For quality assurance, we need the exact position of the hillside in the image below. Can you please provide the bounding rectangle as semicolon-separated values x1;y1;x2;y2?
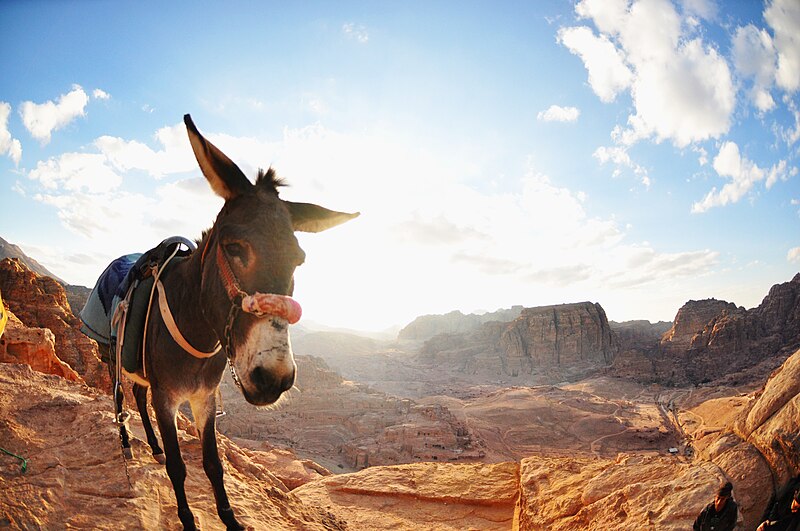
2;253;800;529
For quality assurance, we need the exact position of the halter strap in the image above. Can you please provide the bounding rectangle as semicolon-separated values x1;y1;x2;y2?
156;279;221;358
215;243;302;324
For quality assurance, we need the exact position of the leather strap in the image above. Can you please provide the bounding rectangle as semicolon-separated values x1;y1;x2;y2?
157;279;221;359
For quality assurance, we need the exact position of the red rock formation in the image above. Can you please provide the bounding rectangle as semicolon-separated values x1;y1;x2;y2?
500;302;618;374
0;363;344;529
0;258;110;391
661;298;739;348
0;311;82;382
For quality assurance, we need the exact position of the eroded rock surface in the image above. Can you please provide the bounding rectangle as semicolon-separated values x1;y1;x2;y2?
0;258;109;391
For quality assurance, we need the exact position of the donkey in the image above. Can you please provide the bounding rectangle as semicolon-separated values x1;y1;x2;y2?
109;114;358;530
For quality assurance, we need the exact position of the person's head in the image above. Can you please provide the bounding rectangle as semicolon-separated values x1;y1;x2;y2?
714;482;733;512
791;489;800;513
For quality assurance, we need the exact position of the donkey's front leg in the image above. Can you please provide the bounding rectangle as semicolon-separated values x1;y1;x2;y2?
152;390;197;530
191;391;243;531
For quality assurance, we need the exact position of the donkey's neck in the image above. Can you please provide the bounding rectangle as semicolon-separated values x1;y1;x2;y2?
161;252;222;354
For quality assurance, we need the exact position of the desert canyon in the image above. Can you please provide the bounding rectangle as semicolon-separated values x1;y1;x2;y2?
1;246;800;530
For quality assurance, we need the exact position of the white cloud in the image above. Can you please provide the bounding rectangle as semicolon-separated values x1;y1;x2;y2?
28;152;122;193
19;85;89;144
343;23;369;43
563;0;735;150
0;102;22;165
733;24;777;112
593;145;650;186
691;141;788;212
788;246;800;263
680;0;717;21
557;25;632;103
537;105;580;122
765;0;800;92
92;88;111;100
95;122;196;178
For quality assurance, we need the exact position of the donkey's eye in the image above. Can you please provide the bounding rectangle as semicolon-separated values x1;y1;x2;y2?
224;242;246;258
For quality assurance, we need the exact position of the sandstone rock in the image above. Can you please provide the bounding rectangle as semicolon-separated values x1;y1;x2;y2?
518;454;731;530
661;298;739;348
500;302;618;374
0;258;110;392
735;347;800;487
0;311;81;382
0;363;345;530
293;461;519;530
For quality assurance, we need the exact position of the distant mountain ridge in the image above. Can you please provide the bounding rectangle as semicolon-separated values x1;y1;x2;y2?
0;236;63;283
398;306;524;340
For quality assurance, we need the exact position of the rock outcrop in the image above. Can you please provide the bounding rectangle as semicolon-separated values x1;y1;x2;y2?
610;274;800;386
661;298;740;348
0;258;109;391
0;363;343;530
682;274;800;382
293;462;520;530
398;306;523;340
0;310;82;382
499;302;618;374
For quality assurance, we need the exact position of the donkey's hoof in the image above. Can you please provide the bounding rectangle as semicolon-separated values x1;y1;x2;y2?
123;447;133;459
153;452;166;465
219;507;244;530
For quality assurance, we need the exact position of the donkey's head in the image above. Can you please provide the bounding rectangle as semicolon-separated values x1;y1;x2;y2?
185;114;358;405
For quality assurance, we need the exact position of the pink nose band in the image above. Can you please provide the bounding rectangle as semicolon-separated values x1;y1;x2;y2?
241;292;302;324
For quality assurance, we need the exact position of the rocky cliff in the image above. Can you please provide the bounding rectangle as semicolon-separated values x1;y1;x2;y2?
681;274;800;383
609;274;800;386
415;302;619;381
0;258;109;391
0;310;81;382
661;298;740;348
398;306;523;340
500;302;618;374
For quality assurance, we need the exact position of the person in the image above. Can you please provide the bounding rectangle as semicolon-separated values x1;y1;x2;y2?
693;481;738;531
757;489;800;531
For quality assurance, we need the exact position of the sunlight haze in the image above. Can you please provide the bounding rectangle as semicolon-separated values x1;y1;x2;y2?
1;0;799;332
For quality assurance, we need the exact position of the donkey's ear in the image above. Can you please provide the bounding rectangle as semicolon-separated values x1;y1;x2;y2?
284;201;360;233
184;114;252;200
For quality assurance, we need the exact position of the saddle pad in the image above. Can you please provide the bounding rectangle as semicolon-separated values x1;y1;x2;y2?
79;253;143;344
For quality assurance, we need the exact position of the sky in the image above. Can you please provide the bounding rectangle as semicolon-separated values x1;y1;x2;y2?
1;0;799;333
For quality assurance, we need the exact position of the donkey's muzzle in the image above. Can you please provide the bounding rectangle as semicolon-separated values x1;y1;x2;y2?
245;364;296;405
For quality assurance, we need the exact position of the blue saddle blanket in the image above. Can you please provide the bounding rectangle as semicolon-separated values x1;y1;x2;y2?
79;237;195;372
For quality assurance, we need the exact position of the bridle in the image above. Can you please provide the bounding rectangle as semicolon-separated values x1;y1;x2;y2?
192;229;302;387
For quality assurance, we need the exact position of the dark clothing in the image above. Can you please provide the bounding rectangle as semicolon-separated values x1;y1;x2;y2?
761;510;800;531
693;499;738;531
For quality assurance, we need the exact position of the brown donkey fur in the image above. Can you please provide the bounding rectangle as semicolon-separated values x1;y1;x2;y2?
109;114;358;530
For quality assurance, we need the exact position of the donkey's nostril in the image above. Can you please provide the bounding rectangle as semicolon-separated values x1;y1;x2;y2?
251;366;269;389
279;370;295;393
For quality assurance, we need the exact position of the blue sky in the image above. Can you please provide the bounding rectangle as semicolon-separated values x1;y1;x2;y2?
1;0;798;331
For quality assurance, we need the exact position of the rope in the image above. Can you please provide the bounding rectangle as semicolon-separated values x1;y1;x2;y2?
0;447;27;474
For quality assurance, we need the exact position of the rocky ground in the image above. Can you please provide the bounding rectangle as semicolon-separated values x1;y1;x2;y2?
2;256;800;529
